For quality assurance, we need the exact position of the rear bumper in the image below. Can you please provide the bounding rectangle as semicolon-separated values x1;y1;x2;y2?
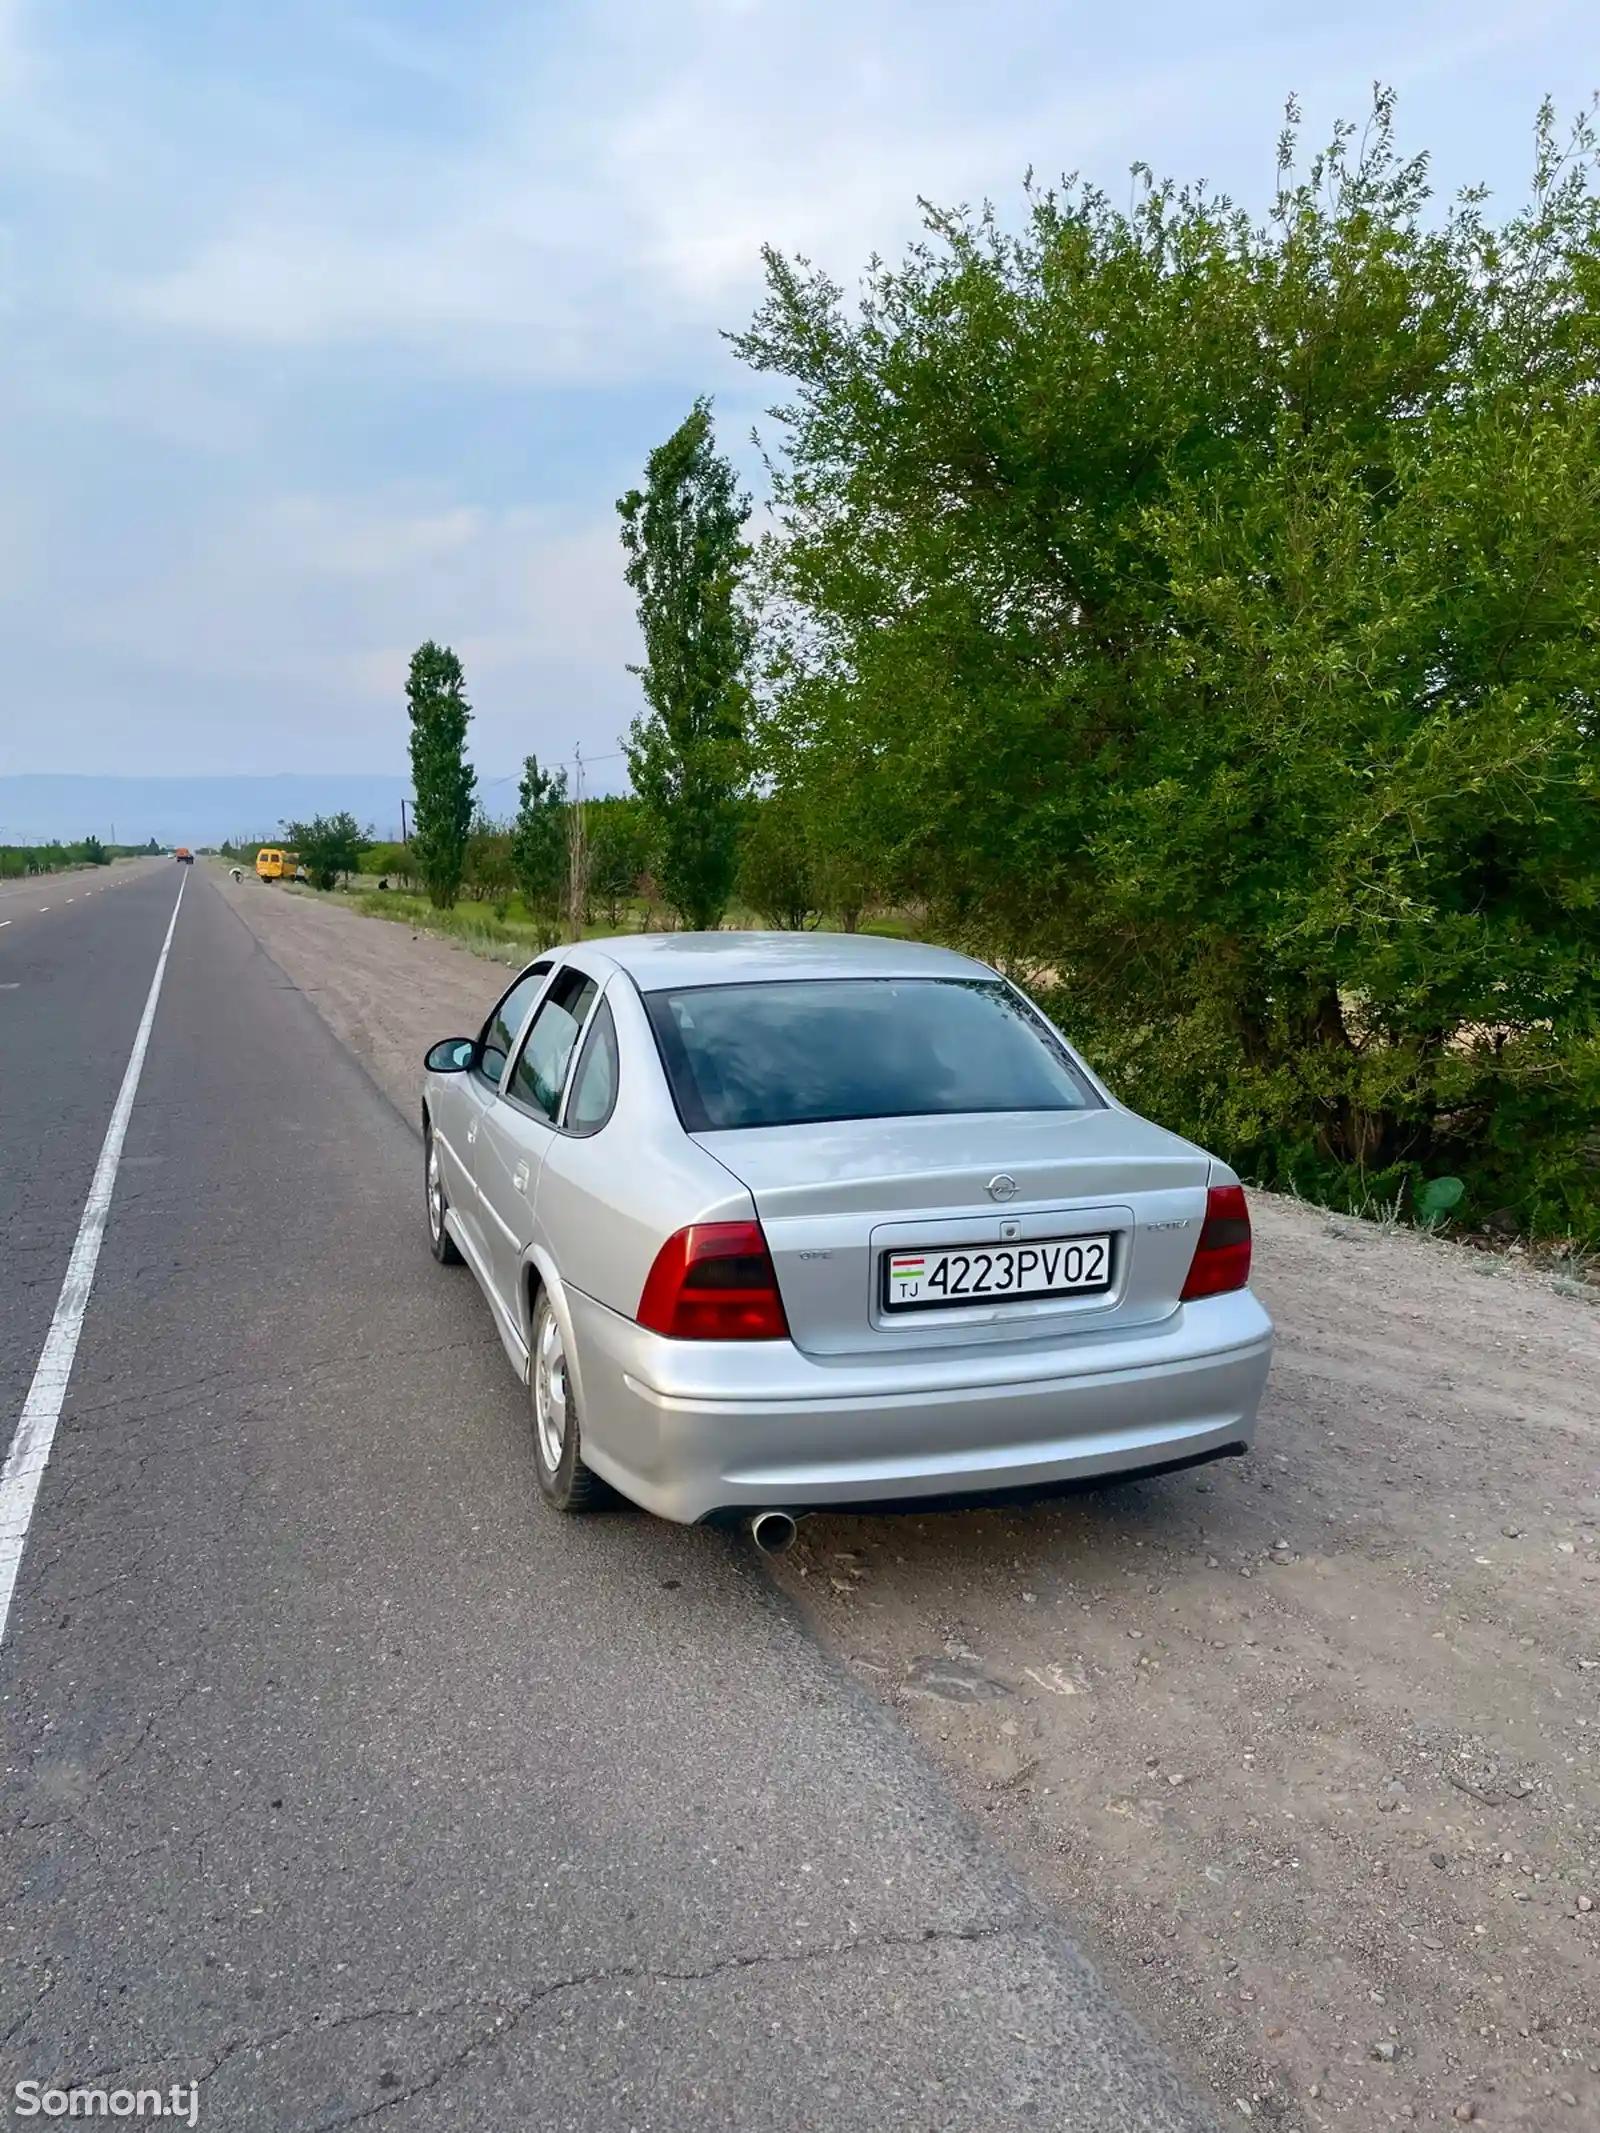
567;1287;1273;1525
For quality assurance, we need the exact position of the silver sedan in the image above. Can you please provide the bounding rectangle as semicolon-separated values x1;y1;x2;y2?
421;933;1273;1543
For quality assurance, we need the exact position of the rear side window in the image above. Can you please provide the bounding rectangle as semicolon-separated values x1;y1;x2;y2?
477;964;550;1089
564;998;619;1135
644;978;1099;1132
508;967;598;1122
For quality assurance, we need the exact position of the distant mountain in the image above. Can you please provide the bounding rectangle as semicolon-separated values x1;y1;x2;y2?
0;774;418;846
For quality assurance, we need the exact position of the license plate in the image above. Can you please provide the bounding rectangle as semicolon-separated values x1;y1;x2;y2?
883;1234;1112;1312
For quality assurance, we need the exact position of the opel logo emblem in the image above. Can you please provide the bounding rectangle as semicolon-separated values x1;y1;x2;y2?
986;1174;1018;1203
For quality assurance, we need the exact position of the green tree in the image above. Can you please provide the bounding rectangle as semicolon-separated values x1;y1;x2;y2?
80;835;109;867
617;399;753;931
736;795;817;930
734;96;1600;1240
406;642;477;908
362;841;417;888
509;754;569;930
462;812;516;916
746;660;881;930
282;811;369;891
585;797;649;928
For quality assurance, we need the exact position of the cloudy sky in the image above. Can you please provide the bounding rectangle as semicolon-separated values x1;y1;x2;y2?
0;0;1593;792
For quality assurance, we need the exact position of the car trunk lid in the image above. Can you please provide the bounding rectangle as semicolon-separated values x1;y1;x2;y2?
698;1109;1213;1357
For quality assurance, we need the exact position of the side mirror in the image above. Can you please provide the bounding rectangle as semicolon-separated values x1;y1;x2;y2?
425;1038;476;1073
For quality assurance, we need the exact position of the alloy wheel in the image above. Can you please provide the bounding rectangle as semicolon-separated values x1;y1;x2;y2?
534;1307;569;1473
426;1138;445;1242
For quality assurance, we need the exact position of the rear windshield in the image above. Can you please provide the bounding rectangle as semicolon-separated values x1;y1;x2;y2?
643;978;1100;1132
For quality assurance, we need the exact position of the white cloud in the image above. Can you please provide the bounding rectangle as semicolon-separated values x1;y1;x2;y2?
0;0;1593;776
85;0;1584;390
0;486;642;777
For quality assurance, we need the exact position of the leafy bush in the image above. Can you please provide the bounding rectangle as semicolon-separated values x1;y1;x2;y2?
463;820;515;917
362;842;416;886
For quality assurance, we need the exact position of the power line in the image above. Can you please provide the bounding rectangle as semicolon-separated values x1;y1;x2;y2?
479;749;627;790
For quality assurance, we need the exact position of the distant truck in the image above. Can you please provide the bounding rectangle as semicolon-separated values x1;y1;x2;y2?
174;847;194;865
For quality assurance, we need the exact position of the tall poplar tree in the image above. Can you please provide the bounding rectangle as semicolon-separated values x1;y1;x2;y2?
406;641;476;909
617;400;751;931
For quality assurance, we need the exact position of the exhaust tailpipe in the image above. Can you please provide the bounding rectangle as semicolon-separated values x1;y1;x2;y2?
748;1510;798;1556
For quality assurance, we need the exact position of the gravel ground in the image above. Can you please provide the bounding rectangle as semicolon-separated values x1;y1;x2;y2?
214;868;1600;2133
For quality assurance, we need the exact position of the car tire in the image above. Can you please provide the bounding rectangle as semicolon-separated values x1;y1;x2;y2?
424;1123;463;1266
530;1291;610;1512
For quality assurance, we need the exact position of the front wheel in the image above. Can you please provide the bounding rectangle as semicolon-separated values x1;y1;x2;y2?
424;1124;463;1266
530;1293;610;1512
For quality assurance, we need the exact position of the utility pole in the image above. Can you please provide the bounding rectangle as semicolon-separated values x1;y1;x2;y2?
400;797;409;844
567;743;587;942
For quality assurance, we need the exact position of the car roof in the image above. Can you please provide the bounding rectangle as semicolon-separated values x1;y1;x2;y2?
581;930;996;991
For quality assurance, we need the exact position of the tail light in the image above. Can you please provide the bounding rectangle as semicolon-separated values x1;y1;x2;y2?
1180;1184;1252;1301
637;1221;790;1340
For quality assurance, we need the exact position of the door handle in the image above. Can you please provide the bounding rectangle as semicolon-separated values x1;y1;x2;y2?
513;1160;530;1193
467;1120;478;1146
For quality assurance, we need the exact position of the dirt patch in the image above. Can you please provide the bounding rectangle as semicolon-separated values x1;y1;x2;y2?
209;864;528;1122
777;1213;1600;2132
213;865;1600;2132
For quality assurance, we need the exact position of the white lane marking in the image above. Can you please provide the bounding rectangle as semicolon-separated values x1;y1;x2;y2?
0;872;187;1647
0;920;10;928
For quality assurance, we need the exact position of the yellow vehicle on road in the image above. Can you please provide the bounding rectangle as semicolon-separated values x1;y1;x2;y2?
255;848;304;883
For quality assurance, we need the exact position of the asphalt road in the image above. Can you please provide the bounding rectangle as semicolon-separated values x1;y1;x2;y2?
0;864;165;1449
0;865;1213;2132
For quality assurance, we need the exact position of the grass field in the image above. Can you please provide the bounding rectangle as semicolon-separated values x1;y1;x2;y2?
275;874;918;958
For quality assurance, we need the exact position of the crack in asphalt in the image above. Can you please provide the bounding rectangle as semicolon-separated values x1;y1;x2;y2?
88;1681;206;1790
6;1799;243;1915
3;1680;209;1841
177;1918;1030;2132
0;1973;56;2057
